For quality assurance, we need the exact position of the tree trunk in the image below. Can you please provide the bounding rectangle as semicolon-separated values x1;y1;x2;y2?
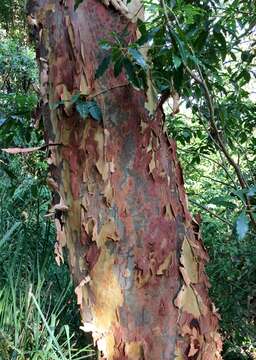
27;0;222;359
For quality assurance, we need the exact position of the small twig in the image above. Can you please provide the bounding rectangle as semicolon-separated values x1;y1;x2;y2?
88;82;130;99
189;199;232;227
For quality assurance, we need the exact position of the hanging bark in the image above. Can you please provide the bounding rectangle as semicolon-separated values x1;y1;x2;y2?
26;0;222;359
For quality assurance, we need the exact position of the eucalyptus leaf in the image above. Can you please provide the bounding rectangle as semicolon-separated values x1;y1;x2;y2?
172;54;182;69
95;56;111;79
123;58;140;89
87;101;102;122
75;100;89;119
114;58;124;77
128;48;147;69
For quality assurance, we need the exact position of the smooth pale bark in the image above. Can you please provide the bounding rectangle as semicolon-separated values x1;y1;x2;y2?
27;0;222;359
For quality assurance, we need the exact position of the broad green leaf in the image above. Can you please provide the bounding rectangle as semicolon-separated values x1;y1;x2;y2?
87;101;102;122
75;100;89;119
95;56;111;79
128;48;147;69
172;54;182;69
236;212;249;240
170;30;187;62
137;19;147;35
123;58;140;89
0;117;6;126
111;47;122;62
213;31;227;61
137;28;159;46
114;58;124;77
99;40;112;51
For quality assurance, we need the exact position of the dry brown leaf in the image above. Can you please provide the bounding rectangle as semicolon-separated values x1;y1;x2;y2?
2;146;43;154
1;142;61;154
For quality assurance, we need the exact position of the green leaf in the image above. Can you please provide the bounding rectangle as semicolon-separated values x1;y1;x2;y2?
128;48;147;69
111;47;122;62
99;40;112;51
172;54;182;69
213;31;227;60
114;58;124;77
74;0;84;10
87;101;102;122
95;56;111;79
170;30;187;62
241;51;254;63
123;58;140;88
137;19;147;36
236;212;249;240
0;222;21;248
75;100;89;119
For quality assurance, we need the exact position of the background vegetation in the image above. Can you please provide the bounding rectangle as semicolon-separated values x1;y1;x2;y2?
0;0;255;359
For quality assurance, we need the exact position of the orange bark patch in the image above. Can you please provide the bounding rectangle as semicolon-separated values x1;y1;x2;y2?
125;341;144;359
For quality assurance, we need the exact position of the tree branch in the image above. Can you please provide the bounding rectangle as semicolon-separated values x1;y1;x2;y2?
160;0;256;231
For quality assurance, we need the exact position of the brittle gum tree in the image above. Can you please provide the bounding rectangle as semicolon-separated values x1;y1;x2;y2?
26;0;222;358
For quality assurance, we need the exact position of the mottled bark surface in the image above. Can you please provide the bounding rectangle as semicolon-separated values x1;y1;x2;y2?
27;0;222;359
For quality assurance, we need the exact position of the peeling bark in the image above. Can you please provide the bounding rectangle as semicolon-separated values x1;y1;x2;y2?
27;0;222;359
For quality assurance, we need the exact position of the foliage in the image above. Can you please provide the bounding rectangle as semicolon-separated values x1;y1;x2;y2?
0;34;39;148
0;0;26;37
